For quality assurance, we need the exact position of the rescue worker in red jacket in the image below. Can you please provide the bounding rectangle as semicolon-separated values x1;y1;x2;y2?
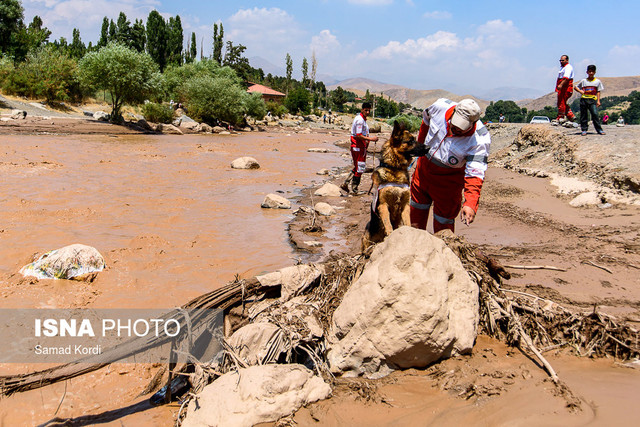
410;98;490;233
555;55;575;122
341;102;379;194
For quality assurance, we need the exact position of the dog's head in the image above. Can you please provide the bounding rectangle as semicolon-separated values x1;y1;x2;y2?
389;120;427;159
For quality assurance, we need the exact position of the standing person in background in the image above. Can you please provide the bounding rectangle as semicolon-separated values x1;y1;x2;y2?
555;55;575;123
341;102;379;194
575;64;605;136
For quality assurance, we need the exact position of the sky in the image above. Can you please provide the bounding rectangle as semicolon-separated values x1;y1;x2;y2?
21;0;640;99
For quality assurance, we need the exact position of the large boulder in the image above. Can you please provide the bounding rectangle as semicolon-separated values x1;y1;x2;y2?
368;121;382;133
19;244;106;280
231;157;260;169
182;364;331;427
327;227;478;378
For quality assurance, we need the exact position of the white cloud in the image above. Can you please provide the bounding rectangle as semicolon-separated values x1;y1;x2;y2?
311;30;341;56
423;11;452;20
227;7;306;59
606;44;640;77
369;31;460;59
475;19;527;48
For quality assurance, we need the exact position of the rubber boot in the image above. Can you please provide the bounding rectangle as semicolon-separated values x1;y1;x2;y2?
341;172;353;192
351;175;361;195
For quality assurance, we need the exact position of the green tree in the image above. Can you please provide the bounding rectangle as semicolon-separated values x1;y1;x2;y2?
166;16;183;67
187;32;197;63
77;42;160;120
146;10;167;71
68;28;86;59
130;19;146;53
24;16;51;52
98;17;109;48
483;100;527;123
285;53;292;94
330;86;347;112
301;57;309;88
0;0;23;55
116;12;131;47
223;41;250;80
284;86;311;115
212;23;223;64
108;19;116;41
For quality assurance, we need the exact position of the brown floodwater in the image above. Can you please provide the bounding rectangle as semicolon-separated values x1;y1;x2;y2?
0;131;348;309
0;130;349;425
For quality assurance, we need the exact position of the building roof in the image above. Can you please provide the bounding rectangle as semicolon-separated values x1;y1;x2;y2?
247;84;285;97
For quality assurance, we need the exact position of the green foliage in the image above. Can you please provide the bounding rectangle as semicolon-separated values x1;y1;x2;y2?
2;46;78;103
301;57;309;88
98;17;109;48
179;74;253;125
373;96;399;118
330;86;347;112
166;16;183;67
284;86;311;115
265;100;287;117
187;32;197;63
223;41;250;80
0;54;14;86
161;59;240;102
285;53;292;92
387;114;421;132
0;0;24;55
141;101;174;123
244;92;267;119
212;23;224;64
77;42;160;119
68;28;86;59
130;19;146;52
483;100;527;123
146;10;166;71
525;106;557;122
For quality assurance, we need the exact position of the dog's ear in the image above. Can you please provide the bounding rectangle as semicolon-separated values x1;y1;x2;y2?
391;120;405;138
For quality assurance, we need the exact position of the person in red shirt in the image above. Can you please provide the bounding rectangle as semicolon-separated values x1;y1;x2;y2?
341;102;379;194
556;55;575;122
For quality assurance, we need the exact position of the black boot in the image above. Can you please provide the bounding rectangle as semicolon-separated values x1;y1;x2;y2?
351;175;361;194
341;172;353;192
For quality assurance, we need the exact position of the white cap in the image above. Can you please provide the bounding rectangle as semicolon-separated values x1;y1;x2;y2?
450;99;481;131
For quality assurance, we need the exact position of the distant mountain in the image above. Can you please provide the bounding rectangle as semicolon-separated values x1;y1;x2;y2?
474;87;546;102
328;77;491;111
248;56;284;77
518;75;640;110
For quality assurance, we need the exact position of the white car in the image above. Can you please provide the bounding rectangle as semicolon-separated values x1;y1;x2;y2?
530;116;551;124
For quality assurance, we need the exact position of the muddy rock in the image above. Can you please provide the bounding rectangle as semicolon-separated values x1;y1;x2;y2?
19;243;105;280
227;322;285;365
314;202;336;216
159;123;183;135
182;364;331;427
11;110;27;119
261;193;291;209
231;157;260;169
256;264;324;301
314;182;342;197
327;226;478;378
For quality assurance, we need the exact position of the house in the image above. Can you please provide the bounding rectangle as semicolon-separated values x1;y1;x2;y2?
247;83;286;104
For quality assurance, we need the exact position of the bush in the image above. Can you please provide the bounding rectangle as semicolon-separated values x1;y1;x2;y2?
141;102;174;123
265;100;287;118
179;74;247;125
387;114;421;132
284;86;311;115
244;92;267;120
0;55;13;87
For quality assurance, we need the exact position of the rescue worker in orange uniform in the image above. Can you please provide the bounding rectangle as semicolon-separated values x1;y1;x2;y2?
410;98;491;233
341;102;379;194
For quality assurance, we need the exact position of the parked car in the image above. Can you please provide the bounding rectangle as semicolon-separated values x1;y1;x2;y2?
530;116;551;124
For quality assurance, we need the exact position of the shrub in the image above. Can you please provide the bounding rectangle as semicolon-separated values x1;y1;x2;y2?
244;92;267;120
141;102;174;123
387;114;421;132
179;74;247;125
265;100;287;117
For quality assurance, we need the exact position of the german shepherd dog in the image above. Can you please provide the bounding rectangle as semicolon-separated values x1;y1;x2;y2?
362;120;427;253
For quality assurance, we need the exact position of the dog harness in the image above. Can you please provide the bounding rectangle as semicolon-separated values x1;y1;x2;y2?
371;182;410;216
